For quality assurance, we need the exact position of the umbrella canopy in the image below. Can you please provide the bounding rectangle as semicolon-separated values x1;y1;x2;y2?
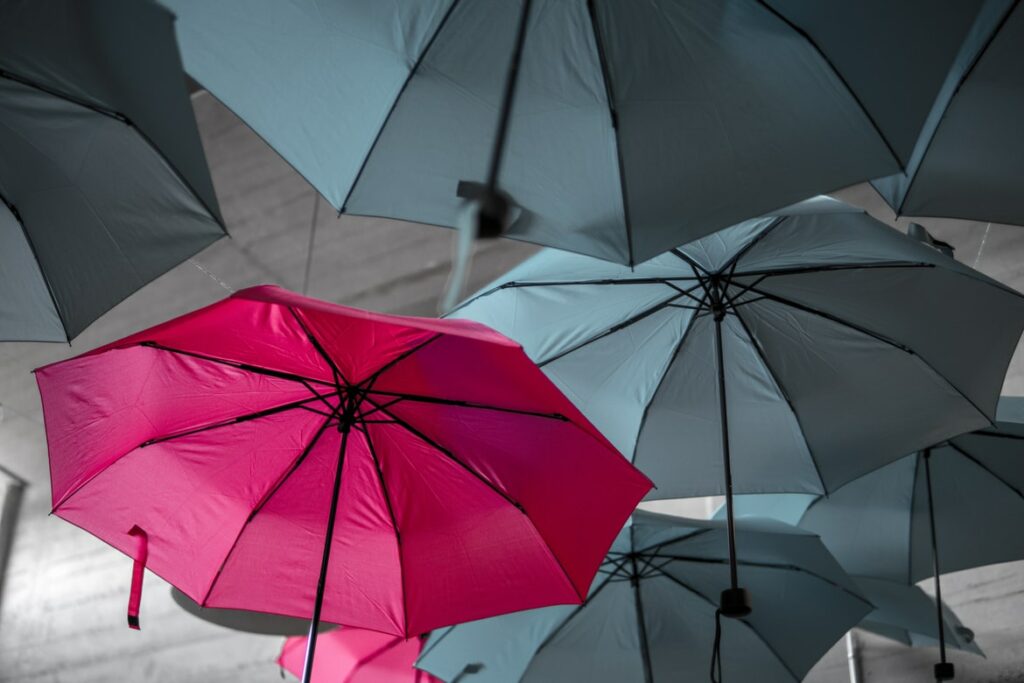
161;0;982;265
0;0;225;342
415;511;871;683
35;286;650;678
854;577;982;657
872;0;1024;226
279;629;441;683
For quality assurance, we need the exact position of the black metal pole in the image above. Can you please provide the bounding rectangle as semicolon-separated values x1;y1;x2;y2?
712;285;750;618
630;556;655;683
301;413;352;683
924;449;955;681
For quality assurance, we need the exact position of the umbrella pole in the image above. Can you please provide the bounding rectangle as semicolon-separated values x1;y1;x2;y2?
713;302;750;618
301;416;353;683
923;449;955;681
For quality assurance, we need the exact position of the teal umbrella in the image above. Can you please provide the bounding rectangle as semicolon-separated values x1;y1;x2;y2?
873;0;1024;226
450;196;1024;617
415;512;871;683
0;0;225;342
161;0;984;265
726;398;1024;680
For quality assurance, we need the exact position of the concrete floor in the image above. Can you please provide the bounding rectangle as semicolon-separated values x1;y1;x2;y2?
0;93;1022;682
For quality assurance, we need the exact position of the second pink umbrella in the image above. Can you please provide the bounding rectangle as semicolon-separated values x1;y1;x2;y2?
279;629;440;683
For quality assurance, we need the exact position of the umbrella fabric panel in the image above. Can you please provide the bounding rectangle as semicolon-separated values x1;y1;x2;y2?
0;202;62;341
0;77;222;339
279;628;443;682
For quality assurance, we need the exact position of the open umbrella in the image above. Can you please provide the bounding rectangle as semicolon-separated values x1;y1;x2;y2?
873;0;1024;226
35;285;650;683
161;0;984;265
415;511;872;683
727;398;1024;679
0;0;225;341
449;196;1024;618
279;629;441;683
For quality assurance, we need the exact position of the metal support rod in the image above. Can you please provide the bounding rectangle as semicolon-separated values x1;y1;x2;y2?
630;556;655;683
713;300;739;593
923;449;950;674
484;0;533;194
846;631;862;683
301;408;353;683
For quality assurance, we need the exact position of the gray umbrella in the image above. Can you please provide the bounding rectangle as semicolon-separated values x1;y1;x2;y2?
0;0;225;342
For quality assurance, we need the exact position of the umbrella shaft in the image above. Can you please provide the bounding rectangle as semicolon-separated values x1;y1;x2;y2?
923;450;948;664
485;0;533;192
302;423;352;683
714;314;739;591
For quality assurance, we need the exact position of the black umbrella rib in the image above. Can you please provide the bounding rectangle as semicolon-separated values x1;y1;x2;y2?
730;307;827;494
718;216;787;274
359;396;524;512
653;565;803;682
733;261;934;279
359;334;442;387
287;307;348;385
968;429;1024;442
752;1;900;167
529;579;613;661
138;341;334;387
338;0;463;213
586;0;635;266
743;284;993;424
364;388;568;421
947;442;1024;502
139;392;340;448
201;415;335;604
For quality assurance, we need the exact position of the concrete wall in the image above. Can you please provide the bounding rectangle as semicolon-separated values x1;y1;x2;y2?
0;94;1021;682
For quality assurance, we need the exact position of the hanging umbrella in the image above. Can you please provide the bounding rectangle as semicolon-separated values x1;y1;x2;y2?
415;511;872;683
449;196;1024;619
726;397;1024;680
0;0;225;342
873;0;1024;226
279;628;441;683
35;285;650;683
159;0;986;266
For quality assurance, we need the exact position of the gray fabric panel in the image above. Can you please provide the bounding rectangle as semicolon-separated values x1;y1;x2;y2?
634;314;822;498
0;203;63;341
676;216;778;274
0;0;222;223
593;0;898;262
0;78;222;338
739;298;990;490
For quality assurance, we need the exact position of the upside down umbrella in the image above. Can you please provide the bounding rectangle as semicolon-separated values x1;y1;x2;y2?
727;398;1024;680
160;0;985;265
279;629;441;683
0;0;225;341
450;196;1024;619
415;512;872;683
873;0;1024;226
35;285;650;683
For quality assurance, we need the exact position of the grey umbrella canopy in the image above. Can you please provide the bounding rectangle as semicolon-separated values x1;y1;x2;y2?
0;0;225;342
450;196;1024;615
415;512;871;683
873;0;1024;226
727;398;1024;679
162;0;983;265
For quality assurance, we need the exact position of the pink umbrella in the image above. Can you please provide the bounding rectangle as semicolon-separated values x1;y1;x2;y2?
36;286;649;682
278;629;440;683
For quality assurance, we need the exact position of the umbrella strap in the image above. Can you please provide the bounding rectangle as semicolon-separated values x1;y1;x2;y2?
710;608;723;683
127;525;148;630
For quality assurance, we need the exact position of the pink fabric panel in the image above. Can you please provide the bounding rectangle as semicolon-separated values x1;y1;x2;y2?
206;428;406;635
278;629;439;683
57;409;327;600
365;421;581;636
38;345;311;506
383;401;650;597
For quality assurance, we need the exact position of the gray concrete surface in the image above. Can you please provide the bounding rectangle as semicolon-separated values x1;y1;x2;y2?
0;93;1021;682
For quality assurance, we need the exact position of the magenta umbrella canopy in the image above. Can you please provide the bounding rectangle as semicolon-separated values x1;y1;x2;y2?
36;286;649;661
279;629;440;683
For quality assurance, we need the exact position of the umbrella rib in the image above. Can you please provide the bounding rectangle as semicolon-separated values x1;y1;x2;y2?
968;429;1024;442
364;388;569;421
730;307;827;494
751;1;901;167
649;566;804;682
287;306;349;386
528;578;613;662
138;341;334;387
201;415;336;605
741;284;992;424
947;442;1024;502
358;334;442;387
0;186;70;339
338;0;464;213
585;0;635;266
733;261;935;279
718;216;788;274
